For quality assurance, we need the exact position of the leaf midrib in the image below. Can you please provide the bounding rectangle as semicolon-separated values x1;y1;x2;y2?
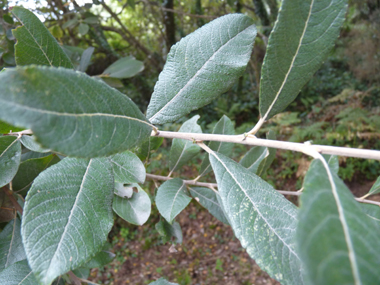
169;181;186;222
149;24;253;122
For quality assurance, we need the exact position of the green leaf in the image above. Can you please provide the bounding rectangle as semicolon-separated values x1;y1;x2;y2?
78;23;89;35
78;47;94;72
21;157;114;285
114;182;133;198
0;121;24;134
134;136;164;162
146;14;257;124
11;6;73;68
12;154;60;195
48;25;63;39
360;203;380;229
113;185;151;226
169;115;202;173
71;268;90;280
102;56;144;79
322;154;339;174
0;218;26;270
109;151;145;184
155;178;192;224
149;278;178;285
256;130;276;177
363;176;380;198
3;14;14;24
199;115;234;177
0;66;153;158
20;135;50;153
239;146;268;174
259;0;348;120
82;250;115;269
62;18;79;29
155;219;182;244
83;17;98;24
0;260;38;285
209;151;302;284
297;159;380;284
0;136;21;187
189;187;229;225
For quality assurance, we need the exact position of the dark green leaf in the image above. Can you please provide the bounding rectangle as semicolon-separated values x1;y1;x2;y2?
20;135;50;153
78;47;94;72
0;136;21;187
109;151;145;184
155;219;182;244
169;116;202;173
297;159;380;284
0;66;153;158
82;250;115;269
11;6;73;68
199;115;234;177
0;217;26;270
83;17;98;24
22;157;114;285
12;154;60;195
149;278;178;285
78;23;89;35
0;260;37;285
71;267;90;279
259;0;348;120
147;14;257;124
134;136;164;162
113;185;151;225
21;151;51;162
363;176;380;198
2;52;15;66
62;18;79;29
3;14;14;24
209;151;302;284
0;121;24;134
102;56;144;79
189;187;229;225
239;146;268;174
155;178;192;224
256;130;276;177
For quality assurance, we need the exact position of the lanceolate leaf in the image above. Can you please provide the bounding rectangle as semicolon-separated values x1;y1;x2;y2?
0;260;37;285
22;157;114;285
113;185;151;226
0;136;21;187
78;47;94;72
11;6;73;68
189;187;229;225
209;151;303;284
102;56;144;79
109;151;145;184
169;116;202;173
0;66;152;158
0;217;26;270
12;154;60;195
147;14;257;124
156;178;192;224
259;0;348;120
20;136;50;153
239;146;268;174
199;115;234;177
297;159;380;284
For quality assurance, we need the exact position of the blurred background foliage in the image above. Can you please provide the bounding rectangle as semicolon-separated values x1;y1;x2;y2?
1;1;380;282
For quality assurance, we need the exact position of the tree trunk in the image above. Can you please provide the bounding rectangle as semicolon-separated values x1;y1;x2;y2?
162;0;176;50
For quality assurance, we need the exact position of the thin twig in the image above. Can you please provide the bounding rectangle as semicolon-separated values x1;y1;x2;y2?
145;173;380;207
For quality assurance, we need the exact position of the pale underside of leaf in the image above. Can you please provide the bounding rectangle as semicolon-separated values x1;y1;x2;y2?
209;151;303;284
147;14;257;124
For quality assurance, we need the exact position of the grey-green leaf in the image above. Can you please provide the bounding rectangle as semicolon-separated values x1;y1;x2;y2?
0;260;37;285
259;0;348;120
78;23;89;35
297;159;380;284
155;219;182;244
21;157;114;285
0;136;21;187
147;14;257;124
360;203;380;229
78;47;94;72
322;154;339;174
0;218;26;270
114;182;133;198
81;250;115;269
0;66;152;158
363;176;380;198
113;186;151;226
169;115;202;173
155;178;192;224
11;6;73;68
109;151;145;184
189;187;229;225
20;136;50;153
199;115;234;177
256;130;276;177
12;154;60;195
102;56;144;79
209;151;303;284
240;146;268;174
149;278;178;285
